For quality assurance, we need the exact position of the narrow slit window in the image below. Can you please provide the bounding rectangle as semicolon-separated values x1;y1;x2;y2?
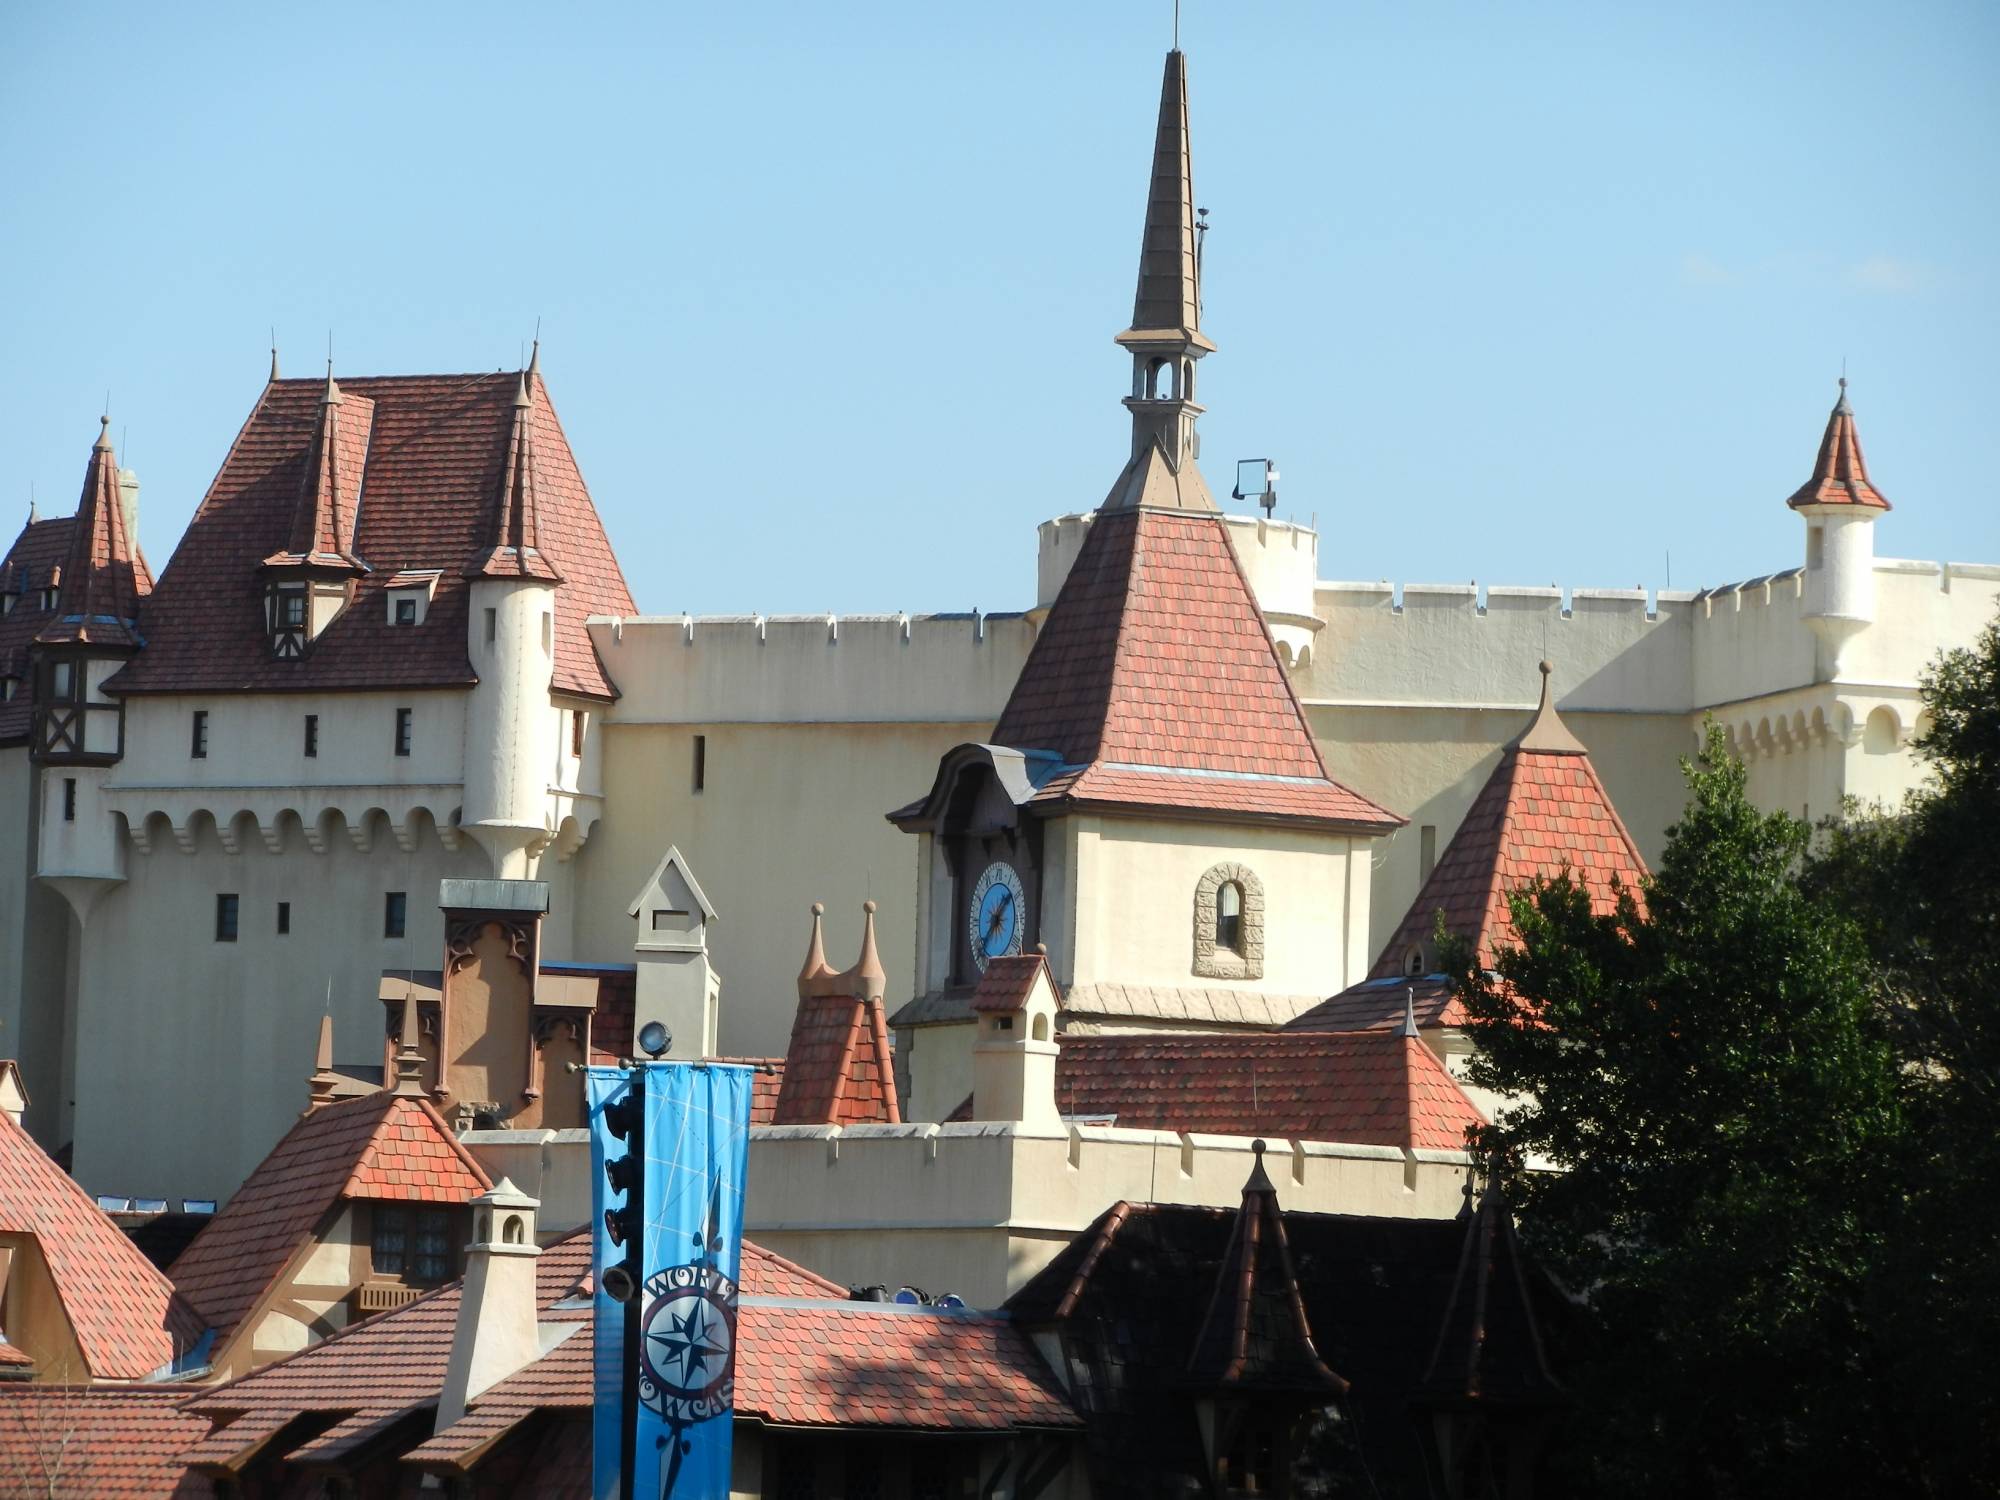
191;709;209;759
1419;824;1437;882
484;607;497;644
215;893;239;943
1216;881;1244;953
394;707;413;757
304;714;319;758
384;891;407;940
62;777;76;822
276;901;291;935
571;709;586;757
692;734;707;793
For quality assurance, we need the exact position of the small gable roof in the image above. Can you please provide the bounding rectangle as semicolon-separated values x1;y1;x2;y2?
969;951;1058;1013
0;1107;202;1380
168;1091;490;1353
625;844;717;923
1053;1030;1483;1152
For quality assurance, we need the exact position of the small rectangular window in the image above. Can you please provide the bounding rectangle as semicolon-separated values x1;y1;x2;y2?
373;1205;452;1285
484;607;497;644
191;710;209;759
1419;824;1437;882
280;590;306;628
384;891;407;940
394;596;417;625
394;708;412;757
571;709;586;757
303;714;319;758
63;777;76;822
276;901;291;935
692;734;706;793
215;894;239;942
541;612;552;653
51;661;75;700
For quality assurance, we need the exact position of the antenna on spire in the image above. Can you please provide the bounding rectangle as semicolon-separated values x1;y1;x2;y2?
28;482;36;523
1173;0;1180;49
270;327;279;382
529;316;541;377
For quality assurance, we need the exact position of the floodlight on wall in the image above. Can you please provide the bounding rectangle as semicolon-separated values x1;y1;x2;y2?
636;1020;671;1059
1232;458;1280;517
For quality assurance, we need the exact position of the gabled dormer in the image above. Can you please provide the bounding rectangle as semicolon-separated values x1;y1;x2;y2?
259;365;370;659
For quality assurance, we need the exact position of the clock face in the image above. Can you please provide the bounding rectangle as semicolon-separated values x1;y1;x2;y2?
968;861;1026;971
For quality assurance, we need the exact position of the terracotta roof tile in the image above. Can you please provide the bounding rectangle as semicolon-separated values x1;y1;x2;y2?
711;1059;786;1124
36;420;147;650
969;952;1050;1012
771;995;900;1127
993;508;1399;831
1787;379;1889;511
0;1387;209;1498
169;1092;489;1352
1054;1031;1483;1151
0;1109;201;1379
107;371;634;700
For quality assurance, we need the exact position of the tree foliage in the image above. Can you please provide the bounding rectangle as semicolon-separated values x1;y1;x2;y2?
1449;725;1917;1496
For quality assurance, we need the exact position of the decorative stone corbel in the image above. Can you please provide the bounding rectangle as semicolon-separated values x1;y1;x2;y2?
172;823;200;855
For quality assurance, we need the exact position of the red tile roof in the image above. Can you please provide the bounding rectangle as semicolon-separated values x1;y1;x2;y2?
1787;379;1890;511
734;1302;1080;1431
970;952;1052;1012
770;995;900;1126
0;1386;209;1498
169;1091;490;1353
107;370;634;699
991;507;1399;831
0;511;153;744
264;373;369;570
36;419;146;649
0;1108;202;1380
1053;1031;1483;1151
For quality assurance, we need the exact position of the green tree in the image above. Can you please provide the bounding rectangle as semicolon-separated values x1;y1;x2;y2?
1450;724;1917;1497
1805;610;2000;1497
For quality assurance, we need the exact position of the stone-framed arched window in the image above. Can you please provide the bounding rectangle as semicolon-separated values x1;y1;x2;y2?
1193;862;1265;980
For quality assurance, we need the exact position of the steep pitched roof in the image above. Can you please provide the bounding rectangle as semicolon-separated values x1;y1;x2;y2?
107;370;634;699
1293;665;1648;1034
990;507;1400;831
1185;1144;1346;1395
772;903;900;1126
1418;1182;1562;1408
263;369;368;570
1007;1198;1562;1498
465;369;562;581
0;514;153;745
1052;1030;1483;1151
0;1387;209;1498
36;418;146;648
0;1107;202;1380
168;1091;490;1352
1786;378;1890;511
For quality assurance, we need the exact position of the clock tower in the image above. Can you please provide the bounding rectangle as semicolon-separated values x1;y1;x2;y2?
887;48;1403;1120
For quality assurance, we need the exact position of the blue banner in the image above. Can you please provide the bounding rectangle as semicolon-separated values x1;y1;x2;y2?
588;1063;752;1500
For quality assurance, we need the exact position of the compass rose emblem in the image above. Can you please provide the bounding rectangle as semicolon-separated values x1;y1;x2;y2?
637;1263;739;1426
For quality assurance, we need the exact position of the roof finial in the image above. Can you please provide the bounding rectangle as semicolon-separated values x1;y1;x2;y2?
95;414;112;452
1515;658;1588;755
392;988;428;1097
1399;986;1420;1039
270;327;280;383
528;317;541;378
306;1013;342;1112
852;898;886;998
797;901;831;989
27;484;37;523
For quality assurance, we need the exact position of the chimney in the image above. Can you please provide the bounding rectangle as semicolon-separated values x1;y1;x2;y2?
117;469;139;549
970;948;1062;1130
435;1178;542;1431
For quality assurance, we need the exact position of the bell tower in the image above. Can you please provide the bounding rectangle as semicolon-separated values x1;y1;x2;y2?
1104;49;1218;513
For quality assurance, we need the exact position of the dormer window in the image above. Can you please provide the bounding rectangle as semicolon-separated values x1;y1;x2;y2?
264;581;312;659
384;571;440;627
41;587;58;611
1405;945;1426;977
279;590;307;629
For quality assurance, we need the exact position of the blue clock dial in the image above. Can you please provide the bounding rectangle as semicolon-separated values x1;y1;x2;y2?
968;862;1026;970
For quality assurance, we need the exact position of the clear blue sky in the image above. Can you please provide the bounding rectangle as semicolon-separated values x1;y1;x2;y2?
3;1;1994;613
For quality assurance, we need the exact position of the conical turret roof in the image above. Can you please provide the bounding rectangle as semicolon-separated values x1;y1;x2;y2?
466;368;562;581
1786;378;1890;511
264;365;369;571
1119;50;1210;348
36;416;145;648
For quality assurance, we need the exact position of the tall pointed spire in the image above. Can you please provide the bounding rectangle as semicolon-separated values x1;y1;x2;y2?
1126;50;1204;342
268;362;365;570
1105;50;1218;512
466;368;562;581
1787;377;1890;511
35;415;143;647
